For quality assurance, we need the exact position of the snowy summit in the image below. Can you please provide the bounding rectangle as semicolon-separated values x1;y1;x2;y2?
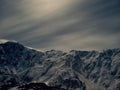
0;39;17;44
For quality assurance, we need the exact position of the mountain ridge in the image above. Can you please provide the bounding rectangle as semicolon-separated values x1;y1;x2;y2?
0;40;120;90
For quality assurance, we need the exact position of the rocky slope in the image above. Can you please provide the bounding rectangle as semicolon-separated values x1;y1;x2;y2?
0;40;120;90
1;82;66;90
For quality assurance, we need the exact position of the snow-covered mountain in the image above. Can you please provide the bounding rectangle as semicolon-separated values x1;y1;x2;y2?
0;40;120;90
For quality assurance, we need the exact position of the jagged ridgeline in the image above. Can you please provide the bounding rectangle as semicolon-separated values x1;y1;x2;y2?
0;40;120;90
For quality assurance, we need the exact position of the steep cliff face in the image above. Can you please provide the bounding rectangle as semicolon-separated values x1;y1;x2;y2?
0;40;120;90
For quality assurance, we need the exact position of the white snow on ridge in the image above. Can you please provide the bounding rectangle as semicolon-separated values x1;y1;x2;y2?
27;46;44;52
0;39;17;44
0;39;9;44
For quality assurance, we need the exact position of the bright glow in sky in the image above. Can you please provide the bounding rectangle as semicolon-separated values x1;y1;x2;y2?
21;0;78;19
0;0;120;51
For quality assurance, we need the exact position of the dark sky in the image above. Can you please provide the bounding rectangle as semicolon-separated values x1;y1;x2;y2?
0;0;120;51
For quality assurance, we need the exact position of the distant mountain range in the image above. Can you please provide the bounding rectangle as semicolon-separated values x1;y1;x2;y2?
0;40;120;90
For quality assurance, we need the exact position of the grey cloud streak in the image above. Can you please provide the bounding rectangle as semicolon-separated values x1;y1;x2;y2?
0;0;120;51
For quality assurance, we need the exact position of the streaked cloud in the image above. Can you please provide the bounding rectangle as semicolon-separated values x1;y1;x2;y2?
0;0;120;51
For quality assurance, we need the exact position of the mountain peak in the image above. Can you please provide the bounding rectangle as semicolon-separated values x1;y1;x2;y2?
0;39;120;90
0;39;17;44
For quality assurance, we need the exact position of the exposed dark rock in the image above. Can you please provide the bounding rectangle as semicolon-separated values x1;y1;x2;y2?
0;40;120;90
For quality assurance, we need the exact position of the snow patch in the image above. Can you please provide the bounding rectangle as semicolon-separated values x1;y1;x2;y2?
0;39;17;44
0;39;9;44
